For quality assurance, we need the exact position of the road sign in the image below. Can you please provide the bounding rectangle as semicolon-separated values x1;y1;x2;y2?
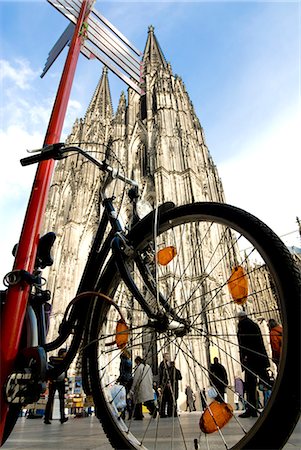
43;0;143;94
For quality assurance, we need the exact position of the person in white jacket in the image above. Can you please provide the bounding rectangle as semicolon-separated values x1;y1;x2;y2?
130;356;157;420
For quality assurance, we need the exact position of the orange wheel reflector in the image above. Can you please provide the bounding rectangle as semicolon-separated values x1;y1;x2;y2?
227;265;248;305
115;319;129;349
199;400;233;434
157;246;177;266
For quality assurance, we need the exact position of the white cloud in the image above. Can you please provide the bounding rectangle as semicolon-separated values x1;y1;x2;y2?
0;58;39;89
0;55;84;288
1;58;83;135
218;108;301;245
0;126;44;288
0;126;42;198
0;58;53;134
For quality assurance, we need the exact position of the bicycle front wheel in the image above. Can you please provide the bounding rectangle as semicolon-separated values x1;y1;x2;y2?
84;202;300;450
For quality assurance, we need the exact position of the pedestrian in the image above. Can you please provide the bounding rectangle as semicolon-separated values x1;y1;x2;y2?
258;368;274;407
130;356;156;420
158;352;172;417
169;361;182;416
234;392;240;410
153;381;160;402
209;357;228;403
153;381;160;411
268;318;283;369
234;375;245;410
200;388;207;411
118;348;133;420
237;311;269;418
185;385;196;412
44;348;68;424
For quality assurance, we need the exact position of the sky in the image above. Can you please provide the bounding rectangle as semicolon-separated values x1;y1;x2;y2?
0;0;300;288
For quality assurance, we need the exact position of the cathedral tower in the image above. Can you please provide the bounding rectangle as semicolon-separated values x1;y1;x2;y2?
42;27;226;344
42;67;114;339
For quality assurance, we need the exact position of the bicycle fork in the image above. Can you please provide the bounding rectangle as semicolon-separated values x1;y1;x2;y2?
111;234;190;337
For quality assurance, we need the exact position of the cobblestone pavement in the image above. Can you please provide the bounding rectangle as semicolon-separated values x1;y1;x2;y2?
2;413;300;449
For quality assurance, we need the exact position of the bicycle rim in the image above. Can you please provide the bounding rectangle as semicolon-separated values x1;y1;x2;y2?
85;202;300;450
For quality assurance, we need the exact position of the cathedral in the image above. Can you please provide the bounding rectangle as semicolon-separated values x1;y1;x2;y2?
41;26;277;396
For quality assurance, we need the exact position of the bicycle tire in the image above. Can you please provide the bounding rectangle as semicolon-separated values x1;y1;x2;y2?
83;202;300;450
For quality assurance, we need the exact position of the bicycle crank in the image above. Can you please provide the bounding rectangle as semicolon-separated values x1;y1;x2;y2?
5;346;47;405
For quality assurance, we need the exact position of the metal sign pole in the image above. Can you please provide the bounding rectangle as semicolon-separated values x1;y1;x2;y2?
0;1;92;442
42;0;143;94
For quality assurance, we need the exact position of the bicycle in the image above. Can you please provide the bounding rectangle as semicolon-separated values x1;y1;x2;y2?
0;142;300;449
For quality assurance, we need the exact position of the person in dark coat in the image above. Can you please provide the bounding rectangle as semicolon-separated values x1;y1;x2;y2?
44;348;68;424
158;352;171;417
237;311;269;418
169;361;182;416
209;357;228;403
200;388;207;411
118;348;133;389
118;348;133;419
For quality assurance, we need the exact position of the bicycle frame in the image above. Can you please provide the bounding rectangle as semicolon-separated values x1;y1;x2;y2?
0;141;152;442
0;140;182;446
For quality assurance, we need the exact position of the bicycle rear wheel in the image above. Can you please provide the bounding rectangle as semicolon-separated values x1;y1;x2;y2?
84;202;300;450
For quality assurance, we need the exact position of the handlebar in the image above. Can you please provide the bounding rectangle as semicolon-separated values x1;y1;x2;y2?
20;143;66;166
20;143;137;188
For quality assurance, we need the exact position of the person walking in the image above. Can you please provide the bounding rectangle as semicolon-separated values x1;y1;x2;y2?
268;318;283;369
130;356;156;420
118;348;133;419
158;352;172;417
200;388;207;411
169;361;182;416
234;375;245;410
209;357;229;403
237;311;269;418
44;348;68;424
185;385;196;412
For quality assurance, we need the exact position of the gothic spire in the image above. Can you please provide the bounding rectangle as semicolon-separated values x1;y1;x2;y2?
142;25;167;74
85;66;113;120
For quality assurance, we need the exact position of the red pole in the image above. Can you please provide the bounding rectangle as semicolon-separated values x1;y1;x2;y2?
0;1;91;443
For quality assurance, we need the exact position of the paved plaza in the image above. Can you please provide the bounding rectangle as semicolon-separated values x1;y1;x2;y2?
2;412;300;450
